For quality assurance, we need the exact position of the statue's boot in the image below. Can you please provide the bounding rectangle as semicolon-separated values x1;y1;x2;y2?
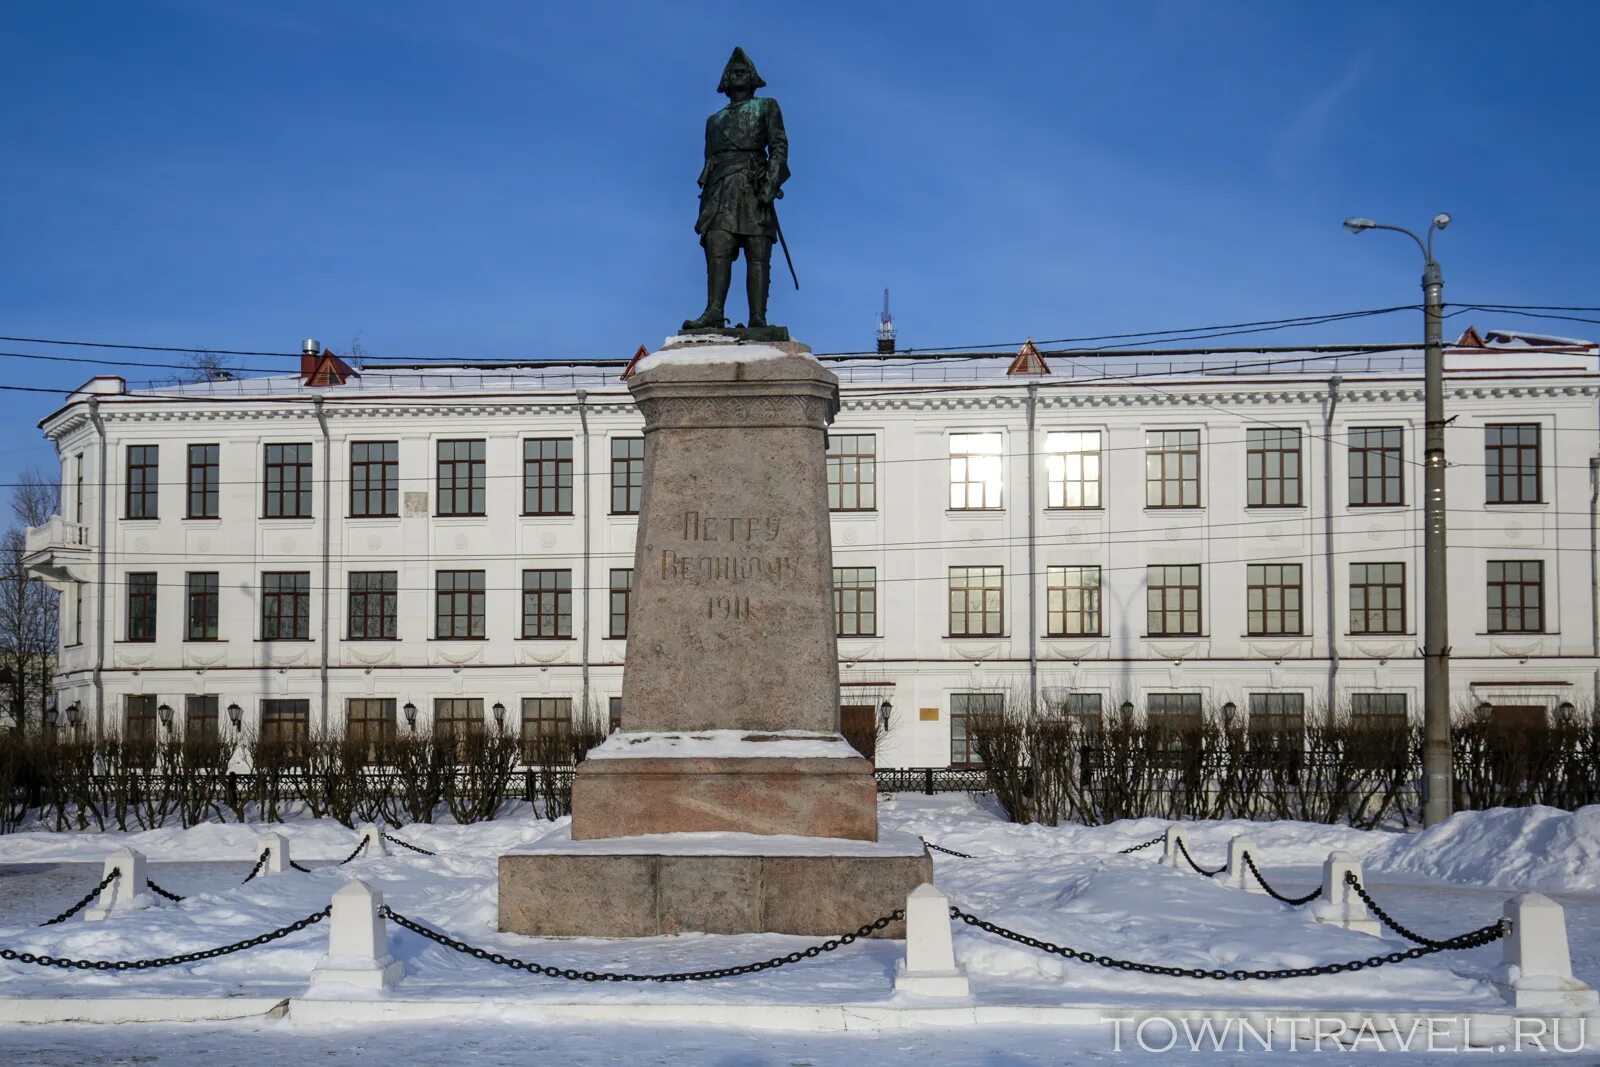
683;254;733;330
745;256;770;329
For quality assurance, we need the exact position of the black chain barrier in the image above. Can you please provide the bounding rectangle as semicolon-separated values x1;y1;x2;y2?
39;869;121;927
950;904;1507;981
1242;852;1323;906
383;831;436;857
2;908;331;972
380;905;903;982
289;859;314;874
241;849;271;884
1176;838;1226;878
1118;833;1167;854
1343;872;1494;950
922;838;973;859
286;834;371;875
145;879;186;903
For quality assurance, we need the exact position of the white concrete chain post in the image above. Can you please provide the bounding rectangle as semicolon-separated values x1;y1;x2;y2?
1220;836;1262;893
84;846;148;921
259;832;290;875
1161;825;1188;870
1496;893;1598;1011
357;822;388;858
309;879;403;990
893;883;969;998
1309;851;1380;936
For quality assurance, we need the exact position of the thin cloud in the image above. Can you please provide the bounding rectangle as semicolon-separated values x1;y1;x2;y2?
1270;49;1374;179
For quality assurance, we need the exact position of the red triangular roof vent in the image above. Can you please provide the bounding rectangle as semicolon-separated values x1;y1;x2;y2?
301;349;358;387
1006;338;1050;376
620;344;649;381
1453;325;1487;349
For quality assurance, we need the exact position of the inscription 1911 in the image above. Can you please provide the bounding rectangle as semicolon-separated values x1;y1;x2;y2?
665;511;798;624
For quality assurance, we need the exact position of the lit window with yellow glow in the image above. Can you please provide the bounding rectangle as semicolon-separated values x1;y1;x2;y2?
949;433;1003;510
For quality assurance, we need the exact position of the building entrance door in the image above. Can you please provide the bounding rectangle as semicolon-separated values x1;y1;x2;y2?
840;704;876;763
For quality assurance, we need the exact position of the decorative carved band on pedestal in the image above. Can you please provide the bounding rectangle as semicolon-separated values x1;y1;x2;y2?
635;390;837;432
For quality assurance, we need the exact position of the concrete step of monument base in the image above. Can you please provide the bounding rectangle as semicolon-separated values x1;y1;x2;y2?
499;826;930;938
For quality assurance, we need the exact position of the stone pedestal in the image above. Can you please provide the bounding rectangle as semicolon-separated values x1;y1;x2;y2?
498;338;928;937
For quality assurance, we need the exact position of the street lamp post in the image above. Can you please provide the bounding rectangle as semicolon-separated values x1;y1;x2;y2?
1345;213;1453;827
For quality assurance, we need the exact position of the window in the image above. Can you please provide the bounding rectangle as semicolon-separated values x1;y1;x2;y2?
185;572;218;640
1045;431;1101;509
435;570;485;638
1348;426;1403;506
72;584;83;647
1046;565;1101;636
608;696;623;733
948;433;1003;510
1248;693;1305;737
833;566;877;637
1147;693;1204;737
948;565;1003;637
1350;692;1407;729
261;572;310;640
437;439;486;516
950;692;1003;768
263;443;313;518
1144;429;1200;508
124;694;158;745
186;444;219;518
611;438;644;514
184;695;219;746
126;445;158;518
347;571;397;639
434;697;484;743
74;452;84;522
1246;428;1301;507
1044;691;1103;735
350;441;398;518
126;572;157;641
260;699;310;752
1146;564;1201;636
1246;563;1303;636
1350;562;1406;634
523;438;573;515
1485;424;1541;505
1487;560;1544;633
522;569;573;639
521;697;573;761
346;698;396;751
608;569;633;639
826;434;876;511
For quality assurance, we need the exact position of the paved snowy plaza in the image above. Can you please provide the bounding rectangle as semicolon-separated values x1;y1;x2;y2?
2;796;1597;1061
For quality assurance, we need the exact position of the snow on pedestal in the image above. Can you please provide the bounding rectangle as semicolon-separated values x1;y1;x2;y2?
83;846;149;922
309;879;403;992
357;823;387;858
1161;826;1188;870
1309;851;1380;936
260;832;290;875
1496;892;1599;1011
893;883;968;998
1220;836;1263;893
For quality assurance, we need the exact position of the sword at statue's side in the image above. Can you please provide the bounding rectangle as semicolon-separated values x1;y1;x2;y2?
773;209;800;291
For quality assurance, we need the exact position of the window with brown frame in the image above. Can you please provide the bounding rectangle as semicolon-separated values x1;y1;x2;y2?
185;571;218;640
950;691;1003;768
1246;428;1302;507
608;569;632;639
437;439;486;516
1487;560;1544;633
347;571;397;639
1485;424;1541;505
1046;565;1101;636
520;697;573;762
948;433;1003;510
833;566;877;637
261;571;310;639
184;695;219;746
1144;429;1200;508
826;434;876;511
126;445;159;518
346;698;396;752
186;444;219;519
349;441;398;518
433;697;484;743
610;438;644;514
1349;561;1405;634
948;565;1003;637
1347;426;1403;506
260;699;310;754
263;443;313;518
608;696;623;733
521;569;572;639
126;572;157;641
1246;563;1303;636
1350;692;1407;730
1146;564;1201;636
1045;430;1102;509
124;694;158;745
523;438;573;515
435;570;485;638
1248;692;1306;737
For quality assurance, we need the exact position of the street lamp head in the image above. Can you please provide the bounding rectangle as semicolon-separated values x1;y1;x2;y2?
65;703;80;726
492;701;506;726
403;702;418;729
878;699;892;732
227;703;243;728
157;703;173;727
1343;217;1377;233
1432;212;1452;231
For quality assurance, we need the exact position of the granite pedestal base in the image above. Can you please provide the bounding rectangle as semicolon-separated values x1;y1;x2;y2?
571;751;878;841
499;828;931;938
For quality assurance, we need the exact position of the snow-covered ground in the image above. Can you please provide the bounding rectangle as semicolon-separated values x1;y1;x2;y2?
1;798;1597;1061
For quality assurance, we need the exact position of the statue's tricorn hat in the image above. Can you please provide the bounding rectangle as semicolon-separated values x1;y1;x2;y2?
717;47;766;93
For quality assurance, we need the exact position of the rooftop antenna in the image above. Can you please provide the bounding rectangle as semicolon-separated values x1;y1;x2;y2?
876;288;896;354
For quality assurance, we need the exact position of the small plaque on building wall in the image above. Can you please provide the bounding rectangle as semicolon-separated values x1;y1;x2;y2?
919;707;940;722
403;492;429;517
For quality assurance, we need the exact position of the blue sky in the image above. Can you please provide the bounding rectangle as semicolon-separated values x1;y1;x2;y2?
2;1;1598;487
